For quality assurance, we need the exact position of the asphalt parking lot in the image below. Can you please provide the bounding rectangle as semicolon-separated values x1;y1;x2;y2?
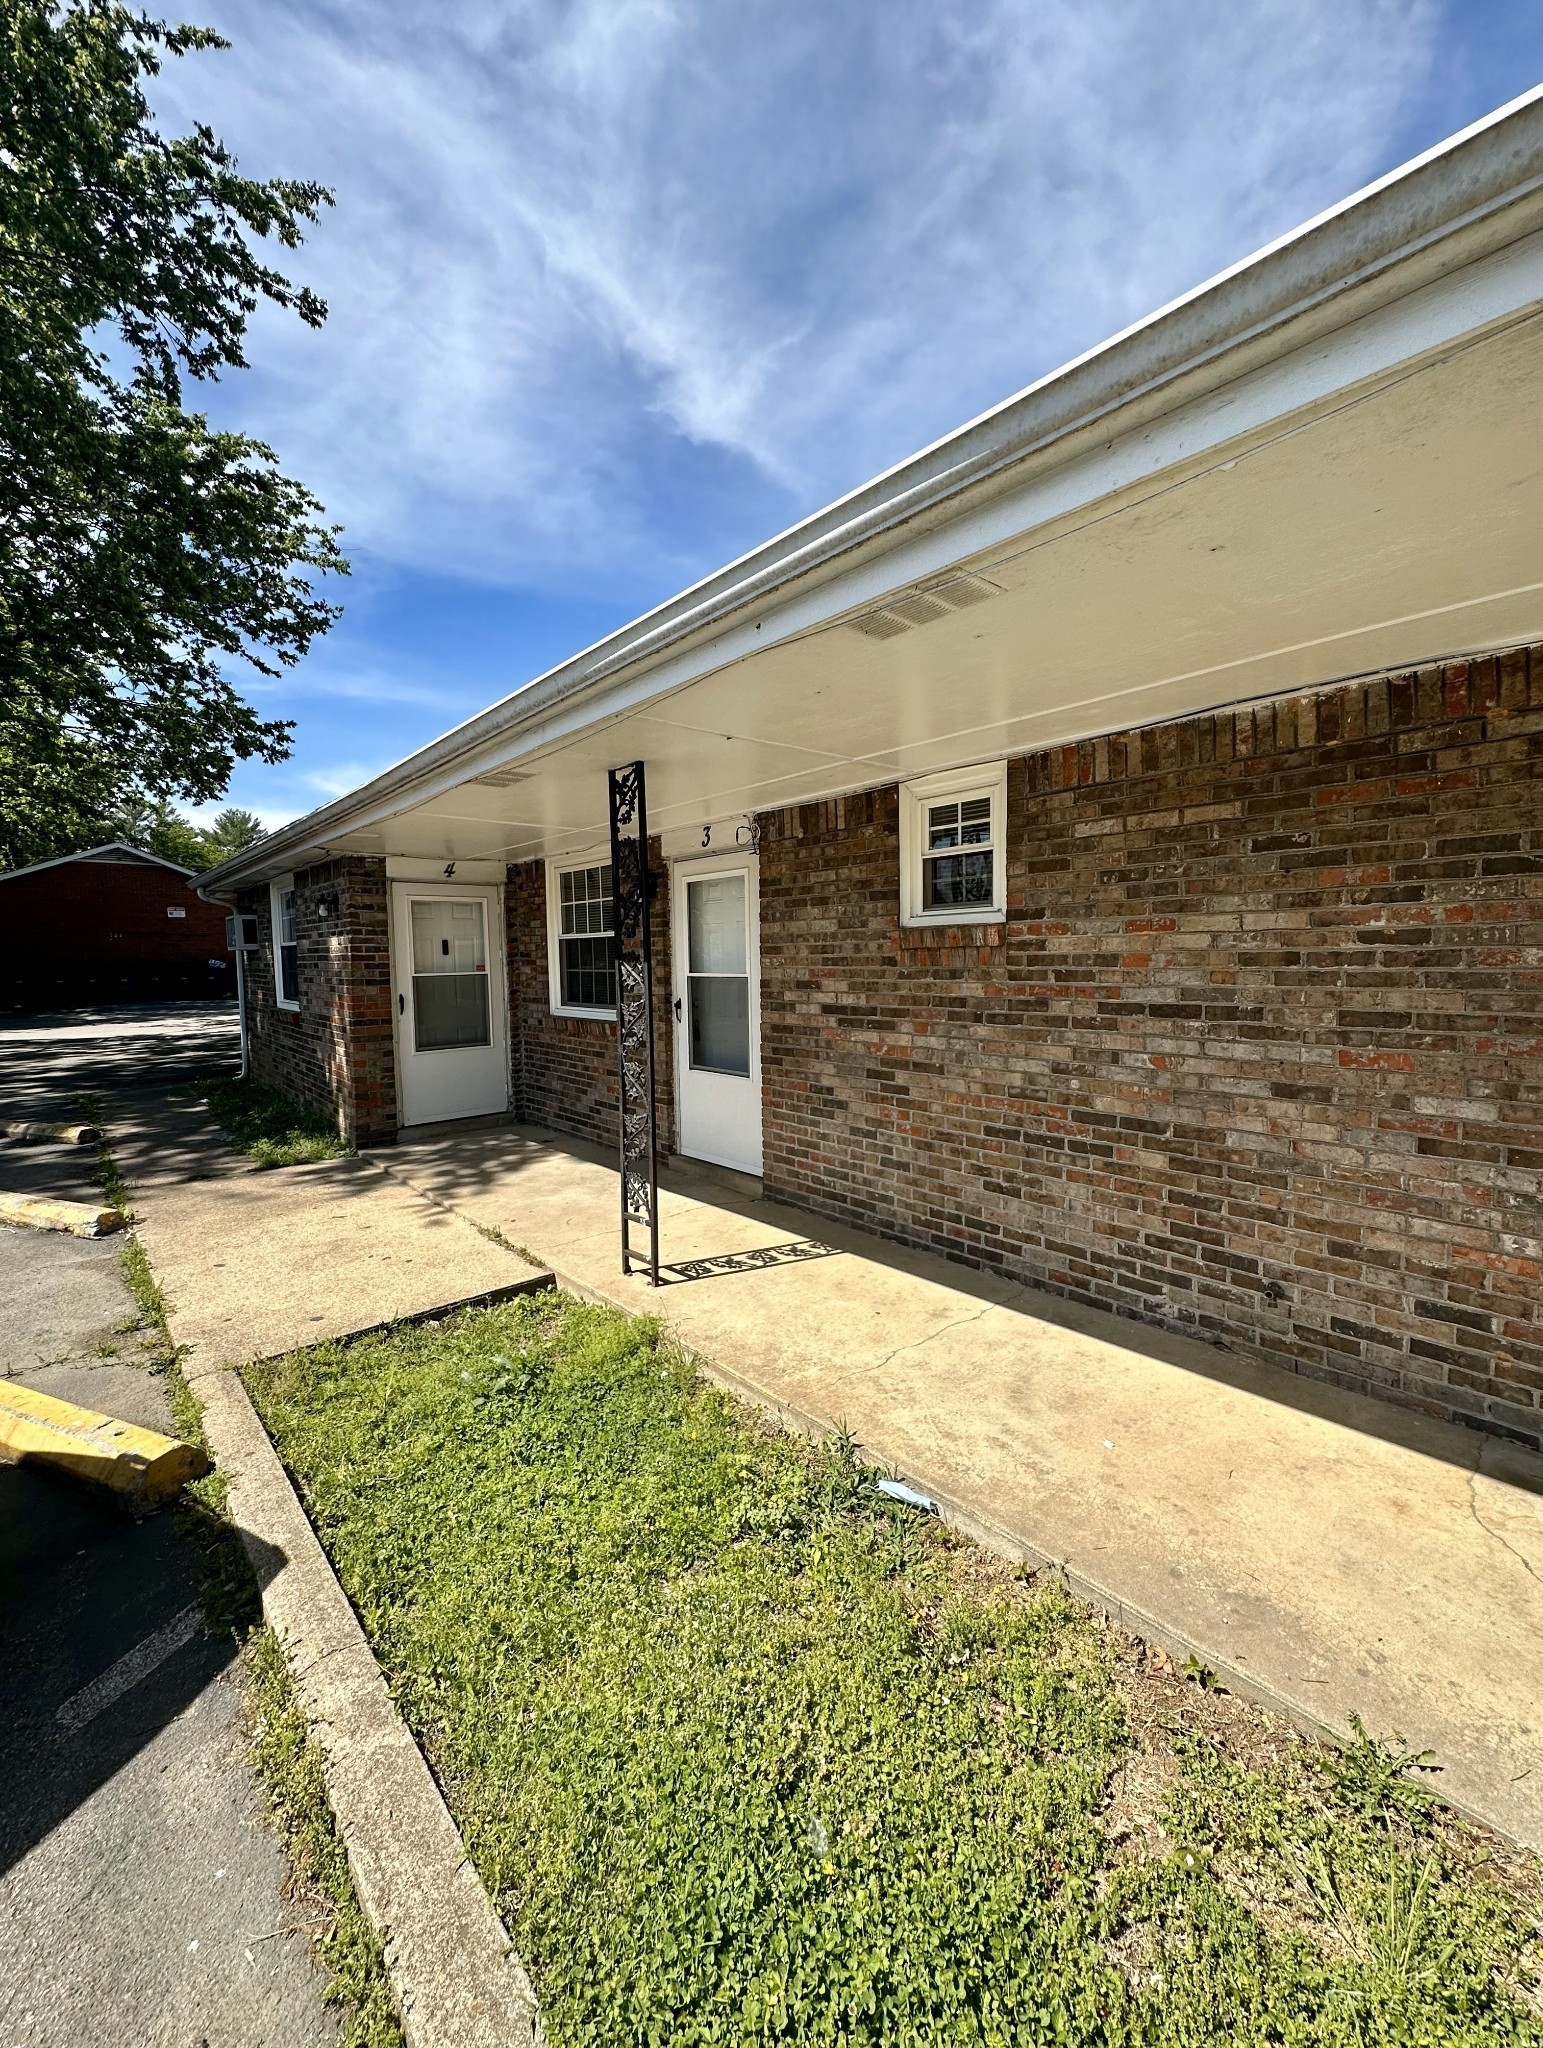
0;1002;336;2048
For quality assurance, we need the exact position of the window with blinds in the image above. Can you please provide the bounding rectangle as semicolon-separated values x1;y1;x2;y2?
922;794;994;909
271;879;300;1009
550;861;617;1012
899;765;1007;926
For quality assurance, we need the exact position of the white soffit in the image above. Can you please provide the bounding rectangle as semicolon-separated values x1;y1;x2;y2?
202;97;1543;889
332;291;1543;867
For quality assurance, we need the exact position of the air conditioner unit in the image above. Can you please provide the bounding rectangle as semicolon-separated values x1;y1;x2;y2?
226;913;261;952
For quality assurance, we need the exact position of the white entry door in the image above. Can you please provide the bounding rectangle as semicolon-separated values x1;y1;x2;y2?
391;884;509;1127
672;856;761;1175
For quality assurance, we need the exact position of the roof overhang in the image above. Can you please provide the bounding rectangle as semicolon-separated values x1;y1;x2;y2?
206;85;1543;891
2;842;197;883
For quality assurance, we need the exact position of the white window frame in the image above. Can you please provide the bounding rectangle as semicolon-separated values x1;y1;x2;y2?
898;761;1008;927
545;855;618;1018
269;875;300;1011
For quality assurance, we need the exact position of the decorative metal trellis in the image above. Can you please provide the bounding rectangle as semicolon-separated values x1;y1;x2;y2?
607;760;659;1283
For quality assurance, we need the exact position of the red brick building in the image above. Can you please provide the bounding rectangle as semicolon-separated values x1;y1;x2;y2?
0;844;234;1011
207;100;1543;1452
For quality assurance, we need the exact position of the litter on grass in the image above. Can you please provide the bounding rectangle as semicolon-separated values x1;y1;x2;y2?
875;1475;938;1514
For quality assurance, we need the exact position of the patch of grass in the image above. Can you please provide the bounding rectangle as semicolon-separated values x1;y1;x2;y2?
203;1076;349;1168
162;1355;264;1643
118;1233;171;1349
1103;1725;1542;2041
78;1091;131;1213
1325;1714;1441;1827
245;1295;1543;2047
246;1628;404;2048
77;1103;172;1363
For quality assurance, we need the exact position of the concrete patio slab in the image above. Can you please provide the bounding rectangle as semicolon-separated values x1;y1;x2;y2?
378;1121;1543;1851
134;1154;551;1378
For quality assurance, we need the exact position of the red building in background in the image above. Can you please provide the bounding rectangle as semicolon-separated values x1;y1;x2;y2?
0;843;234;1011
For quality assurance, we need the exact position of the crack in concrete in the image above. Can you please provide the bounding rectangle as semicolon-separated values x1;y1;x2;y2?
1468;1444;1543;1587
868;1298;1003;1375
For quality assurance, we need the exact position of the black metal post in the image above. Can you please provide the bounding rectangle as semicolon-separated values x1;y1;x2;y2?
606;761;659;1284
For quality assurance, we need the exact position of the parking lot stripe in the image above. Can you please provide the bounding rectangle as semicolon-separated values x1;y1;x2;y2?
55;1604;204;1733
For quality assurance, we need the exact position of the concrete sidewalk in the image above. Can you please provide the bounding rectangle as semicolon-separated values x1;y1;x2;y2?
133;1149;551;1381
374;1120;1543;1851
86;1057;550;1379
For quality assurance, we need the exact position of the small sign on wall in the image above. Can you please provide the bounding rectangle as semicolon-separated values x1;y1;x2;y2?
166;906;187;919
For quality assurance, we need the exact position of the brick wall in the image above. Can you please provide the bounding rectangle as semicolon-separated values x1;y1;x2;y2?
506;844;674;1153
758;646;1543;1451
241;856;396;1147
0;854;232;1008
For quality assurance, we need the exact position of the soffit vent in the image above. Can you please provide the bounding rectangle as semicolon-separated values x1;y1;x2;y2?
847;573;1000;641
849;609;911;640
887;593;953;628
472;763;532;788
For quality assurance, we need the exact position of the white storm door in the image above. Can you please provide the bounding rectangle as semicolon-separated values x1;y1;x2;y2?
672;857;761;1175
391;885;508;1127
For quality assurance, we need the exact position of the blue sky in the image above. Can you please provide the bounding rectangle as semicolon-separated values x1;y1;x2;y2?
151;0;1543;829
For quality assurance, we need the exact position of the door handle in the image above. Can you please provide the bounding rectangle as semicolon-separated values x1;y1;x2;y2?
673;997;682;1022
399;992;405;1015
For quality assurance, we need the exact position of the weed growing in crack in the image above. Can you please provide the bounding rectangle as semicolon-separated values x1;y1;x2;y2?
77;1101;398;2042
245;1629;404;2048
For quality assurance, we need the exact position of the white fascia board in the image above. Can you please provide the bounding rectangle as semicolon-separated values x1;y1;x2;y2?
0;841;197;882
203;87;1543;891
304;226;1543;839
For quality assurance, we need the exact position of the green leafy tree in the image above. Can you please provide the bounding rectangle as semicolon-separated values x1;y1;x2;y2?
146;807;210;869
88;796;266;869
200;804;265;863
0;0;348;871
96;792;204;866
0;711;120;865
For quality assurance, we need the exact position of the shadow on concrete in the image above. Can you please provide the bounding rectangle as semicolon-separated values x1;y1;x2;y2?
0;1001;241;1127
0;1458;280;1876
659;1239;843;1285
387;1118;1543;1501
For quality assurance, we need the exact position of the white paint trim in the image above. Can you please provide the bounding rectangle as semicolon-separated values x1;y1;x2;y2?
899;762;1009;928
0;841;196;883
544;853;617;1020
385;855;506;883
269;875;300;1011
198;97;1543;890
658;818;763;862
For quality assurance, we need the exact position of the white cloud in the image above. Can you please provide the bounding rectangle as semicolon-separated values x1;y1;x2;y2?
298;760;401;800
155;0;1441;591
271;667;482;713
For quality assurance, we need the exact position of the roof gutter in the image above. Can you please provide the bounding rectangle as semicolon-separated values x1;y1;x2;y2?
202;85;1543;897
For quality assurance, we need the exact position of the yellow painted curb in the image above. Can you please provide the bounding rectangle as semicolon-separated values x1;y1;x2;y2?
0;1382;210;1511
0;1191;125;1237
0;1120;100;1146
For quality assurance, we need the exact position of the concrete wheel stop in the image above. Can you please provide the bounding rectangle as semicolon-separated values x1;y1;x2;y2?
0;1190;126;1237
0;1380;209;1512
